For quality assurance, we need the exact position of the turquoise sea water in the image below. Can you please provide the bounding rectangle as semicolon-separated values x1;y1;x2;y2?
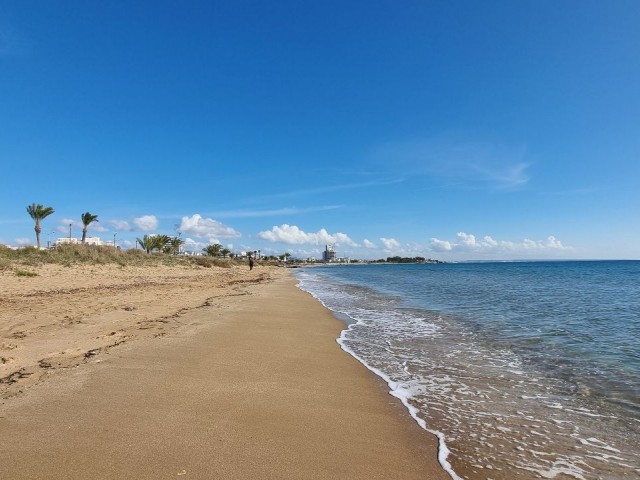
296;261;640;480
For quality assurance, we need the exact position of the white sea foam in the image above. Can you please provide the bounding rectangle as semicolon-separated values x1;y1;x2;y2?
579;437;621;453
334;326;463;480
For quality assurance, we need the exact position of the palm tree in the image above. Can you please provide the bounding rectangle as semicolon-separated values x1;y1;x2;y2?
155;235;172;252
137;235;160;253
26;203;55;249
137;235;174;254
137;235;153;253
80;212;99;243
164;235;184;255
203;243;223;257
164;236;184;255
220;248;231;259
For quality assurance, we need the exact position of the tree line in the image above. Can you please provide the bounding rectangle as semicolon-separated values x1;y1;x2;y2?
25;203;239;257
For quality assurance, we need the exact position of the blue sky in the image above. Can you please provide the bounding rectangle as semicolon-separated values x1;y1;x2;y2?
1;1;639;260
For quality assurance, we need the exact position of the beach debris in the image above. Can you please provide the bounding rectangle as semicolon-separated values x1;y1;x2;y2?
38;359;53;369
0;369;33;384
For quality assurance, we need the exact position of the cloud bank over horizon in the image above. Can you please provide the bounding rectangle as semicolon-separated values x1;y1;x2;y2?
254;224;571;261
258;224;358;247
429;232;570;258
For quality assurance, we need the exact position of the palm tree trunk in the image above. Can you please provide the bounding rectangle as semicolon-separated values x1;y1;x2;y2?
34;221;41;249
82;228;87;243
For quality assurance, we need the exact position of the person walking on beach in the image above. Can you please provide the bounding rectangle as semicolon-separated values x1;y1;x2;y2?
249;256;254;270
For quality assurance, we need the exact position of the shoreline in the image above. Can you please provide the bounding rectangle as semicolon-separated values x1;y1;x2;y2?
294;275;462;480
0;265;449;479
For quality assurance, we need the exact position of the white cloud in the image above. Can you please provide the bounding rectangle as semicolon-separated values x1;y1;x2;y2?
89;223;108;232
178;214;240;240
457;232;477;247
15;237;32;246
429;232;570;258
133;215;158;232
109;220;132;231
545;236;565;249
483;235;498;247
363;239;377;249
430;238;452;252
61;218;81;227
55;218;81;233
54;222;70;234
57;218;106;233
258;224;357;246
182;237;205;253
380;237;401;251
334;232;358;246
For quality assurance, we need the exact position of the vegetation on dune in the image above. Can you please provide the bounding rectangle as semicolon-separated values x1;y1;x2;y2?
0;244;241;269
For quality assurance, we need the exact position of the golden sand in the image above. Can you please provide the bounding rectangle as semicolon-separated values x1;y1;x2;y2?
0;264;448;479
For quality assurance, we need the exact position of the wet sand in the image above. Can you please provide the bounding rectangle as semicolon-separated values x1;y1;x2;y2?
0;265;449;479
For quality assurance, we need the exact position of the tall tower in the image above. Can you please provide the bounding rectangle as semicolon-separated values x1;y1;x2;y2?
323;244;336;262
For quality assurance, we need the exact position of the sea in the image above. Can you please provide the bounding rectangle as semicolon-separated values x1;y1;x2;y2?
295;261;640;480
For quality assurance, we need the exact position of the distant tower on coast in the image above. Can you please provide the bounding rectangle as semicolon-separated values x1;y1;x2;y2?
323;244;336;263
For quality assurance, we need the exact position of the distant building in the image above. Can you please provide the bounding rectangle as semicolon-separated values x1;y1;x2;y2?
55;237;106;247
322;244;336;263
55;237;81;246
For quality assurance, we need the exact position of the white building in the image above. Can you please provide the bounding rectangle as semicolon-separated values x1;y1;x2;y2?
55;237;106;247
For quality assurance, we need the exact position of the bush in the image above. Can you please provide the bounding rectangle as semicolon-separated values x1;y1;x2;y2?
15;269;38;277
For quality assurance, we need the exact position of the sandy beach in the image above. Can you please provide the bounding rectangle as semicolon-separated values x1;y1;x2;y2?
0;263;449;479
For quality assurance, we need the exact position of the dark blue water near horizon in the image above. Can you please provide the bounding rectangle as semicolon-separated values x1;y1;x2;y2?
296;260;640;480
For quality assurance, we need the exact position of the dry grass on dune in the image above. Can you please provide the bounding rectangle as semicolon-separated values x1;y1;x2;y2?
0;244;237;271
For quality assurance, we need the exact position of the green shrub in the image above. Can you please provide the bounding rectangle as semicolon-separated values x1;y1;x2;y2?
15;269;38;277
